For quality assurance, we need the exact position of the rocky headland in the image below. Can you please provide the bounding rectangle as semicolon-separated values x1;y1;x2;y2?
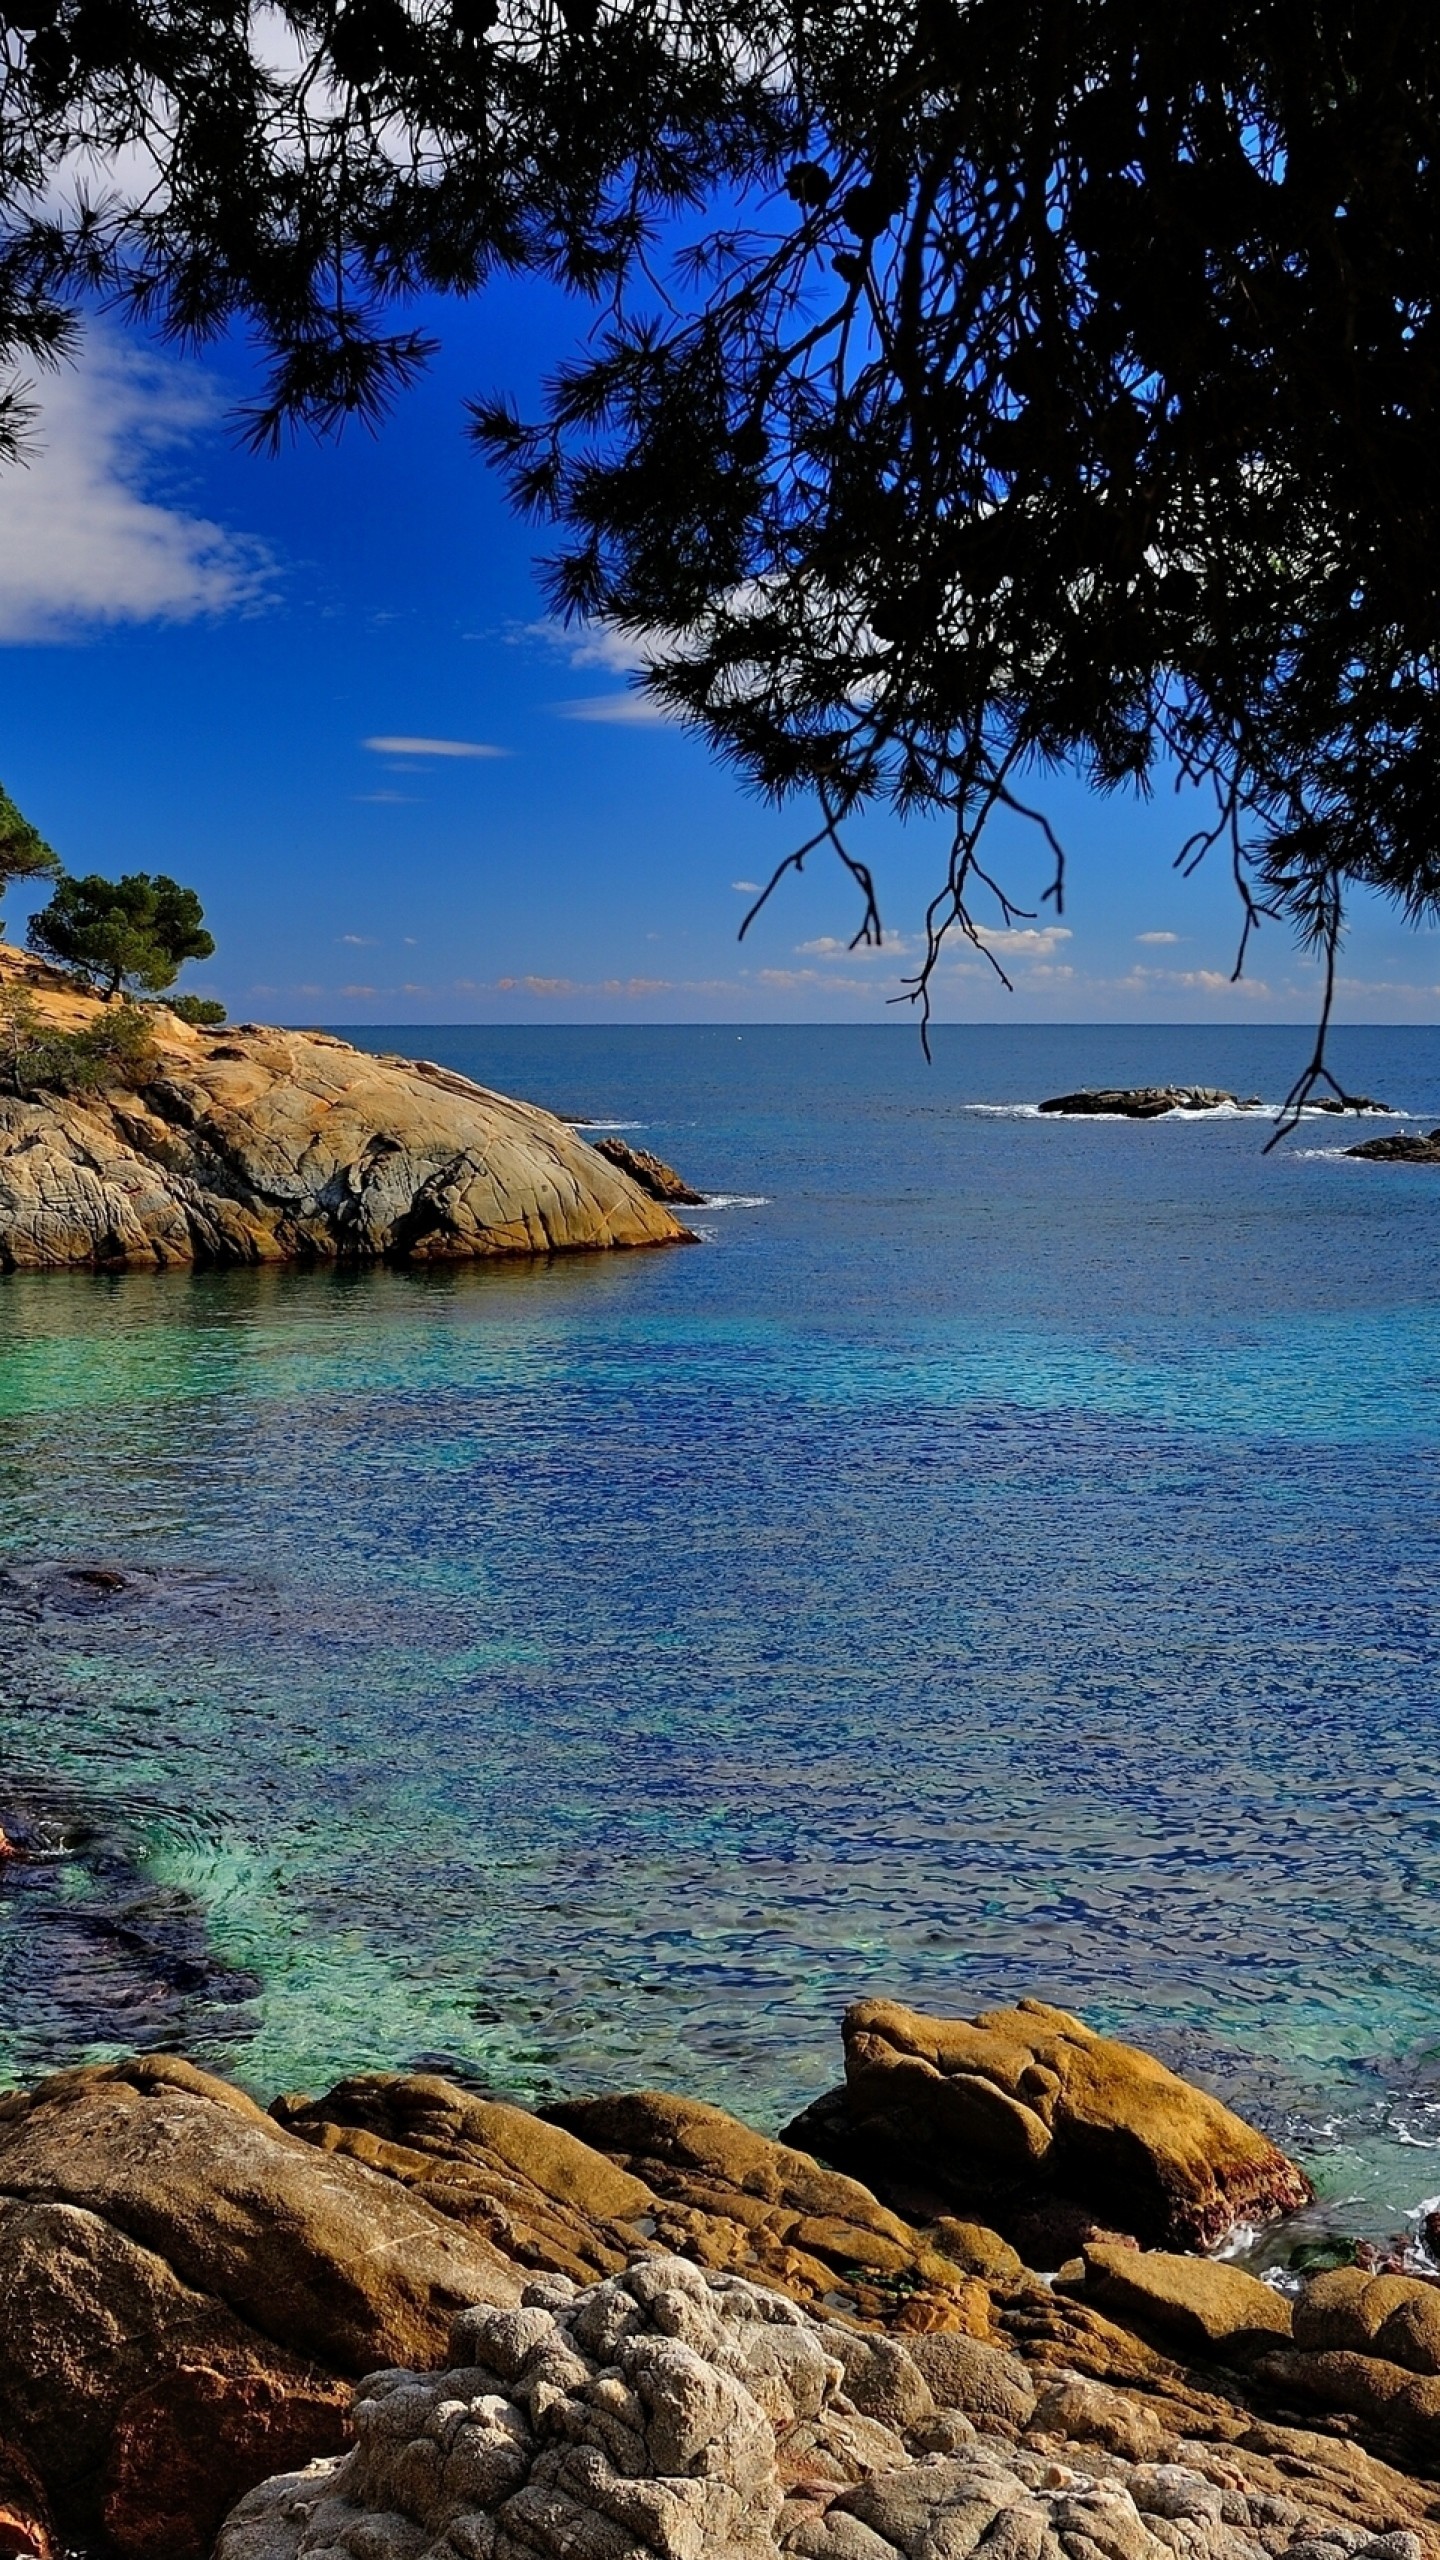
0;948;690;1270
4;2000;1440;2560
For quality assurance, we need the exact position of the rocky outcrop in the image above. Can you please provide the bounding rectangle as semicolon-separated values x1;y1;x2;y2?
1348;1131;1440;1163
540;2086;995;2333
284;2076;995;2335
0;947;689;1268
215;2257;1439;2560
1037;1088;1260;1117
591;1137;706;1203
782;1998;1313;2252
0;2056;526;2558
10;2039;1440;2556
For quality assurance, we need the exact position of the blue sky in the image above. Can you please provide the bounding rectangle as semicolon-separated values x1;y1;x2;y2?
1;281;1437;1026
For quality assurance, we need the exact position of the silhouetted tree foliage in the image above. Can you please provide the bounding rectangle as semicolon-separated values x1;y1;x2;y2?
3;1;1438;1109
28;871;216;996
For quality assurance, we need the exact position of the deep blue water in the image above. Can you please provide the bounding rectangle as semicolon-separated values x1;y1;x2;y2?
3;1023;1440;2243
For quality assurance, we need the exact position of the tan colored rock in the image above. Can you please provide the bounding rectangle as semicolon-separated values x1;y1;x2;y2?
1293;2271;1440;2377
931;2217;1026;2282
905;2334;1038;2431
0;945;688;1269
543;2086;988;2330
1293;2266;1385;2352
213;2260;1440;2560
1028;2375;1170;2462
0;2056;524;2559
271;2073;654;2286
1078;2244;1293;2357
788;1997;1312;2250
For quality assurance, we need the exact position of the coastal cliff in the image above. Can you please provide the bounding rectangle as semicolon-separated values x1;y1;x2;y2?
0;948;689;1269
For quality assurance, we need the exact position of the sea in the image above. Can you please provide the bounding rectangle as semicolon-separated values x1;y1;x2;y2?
3;1021;1440;2259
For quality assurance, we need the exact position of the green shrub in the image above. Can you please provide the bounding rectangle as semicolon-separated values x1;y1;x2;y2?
0;986;158;1099
167;994;227;1027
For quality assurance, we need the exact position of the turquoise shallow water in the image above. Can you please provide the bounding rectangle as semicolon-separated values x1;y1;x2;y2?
3;1022;1440;2244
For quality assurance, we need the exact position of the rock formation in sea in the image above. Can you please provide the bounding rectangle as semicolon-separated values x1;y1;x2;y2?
1348;1131;1440;1163
591;1137;708;1204
777;1997;1314;2254
0;947;690;1269
4;2008;1440;2560
1037;1088;1262;1117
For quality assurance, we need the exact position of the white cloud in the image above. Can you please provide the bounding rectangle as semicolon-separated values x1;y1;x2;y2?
556;694;675;726
340;934;378;947
1169;968;1272;996
974;926;1073;957
1136;930;1181;945
732;880;761;893
798;934;913;961
0;333;270;642
365;735;508;758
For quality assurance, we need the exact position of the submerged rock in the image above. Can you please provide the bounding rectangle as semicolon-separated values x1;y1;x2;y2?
1038;1087;1258;1117
591;1136;707;1203
781;1996;1313;2252
0;948;690;1269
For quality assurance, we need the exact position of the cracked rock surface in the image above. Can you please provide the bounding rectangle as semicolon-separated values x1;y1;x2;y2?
215;2258;1431;2560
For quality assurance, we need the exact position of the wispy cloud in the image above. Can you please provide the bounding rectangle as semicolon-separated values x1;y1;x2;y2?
974;926;1073;957
1136;930;1181;946
364;735;508;759
555;694;675;727
340;934;379;947
732;880;761;893
756;967;873;995
0;331;270;642
496;972;675;999
797;934;913;962
524;616;657;675
353;790;418;805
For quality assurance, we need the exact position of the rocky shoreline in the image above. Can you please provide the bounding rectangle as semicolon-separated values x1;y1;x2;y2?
4;1999;1440;2560
0;948;690;1270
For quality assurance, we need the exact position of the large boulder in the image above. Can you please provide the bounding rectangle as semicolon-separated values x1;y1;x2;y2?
0;2056;526;2559
0;948;688;1269
1070;2242;1293;2357
214;2257;1438;2560
783;1997;1312;2250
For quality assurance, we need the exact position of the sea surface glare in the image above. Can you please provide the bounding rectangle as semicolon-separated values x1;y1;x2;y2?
2;1022;1440;2242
